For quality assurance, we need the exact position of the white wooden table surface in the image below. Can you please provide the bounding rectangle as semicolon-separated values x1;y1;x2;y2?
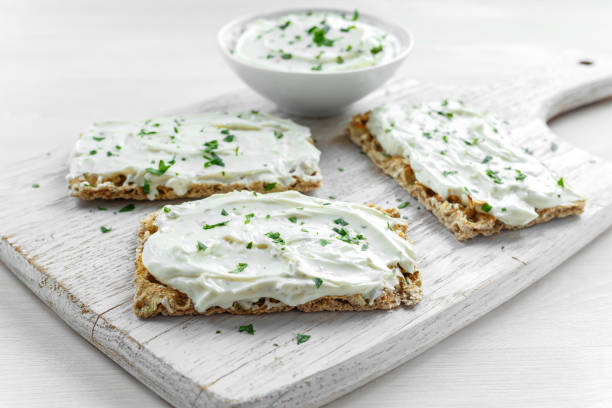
1;0;612;406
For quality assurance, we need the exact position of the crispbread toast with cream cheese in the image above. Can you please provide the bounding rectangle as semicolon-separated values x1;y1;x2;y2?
133;191;422;318
346;109;585;241
68;112;321;200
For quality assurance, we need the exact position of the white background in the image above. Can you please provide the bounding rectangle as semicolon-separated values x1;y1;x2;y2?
1;0;612;406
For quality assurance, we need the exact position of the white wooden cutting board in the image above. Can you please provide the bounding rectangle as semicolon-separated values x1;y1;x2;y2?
1;50;612;408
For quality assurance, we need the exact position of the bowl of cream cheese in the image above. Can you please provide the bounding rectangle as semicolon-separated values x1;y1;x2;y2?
218;8;413;117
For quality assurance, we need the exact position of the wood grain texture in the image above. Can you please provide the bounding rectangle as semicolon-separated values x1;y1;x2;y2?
1;50;612;408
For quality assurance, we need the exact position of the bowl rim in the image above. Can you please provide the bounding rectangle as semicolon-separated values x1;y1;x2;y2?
217;7;414;76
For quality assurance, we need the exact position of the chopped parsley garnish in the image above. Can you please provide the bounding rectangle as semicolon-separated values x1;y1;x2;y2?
197;241;208;251
486;169;503;184
336;56;344;64
265;232;285;245
119;204;135;213
163;207;170;213
311;27;334;47
515;170;527;181
143;178;150;194
481;203;492;213
238;324;254;335
115;145;122;150
138;129;157;136
89;150;97;155
333;227;364;245
338;167;344;172
97;206;107;211
246;241;253;249
264;182;276;191
278;20;291;30
501;208;507;212
223;134;235;143
557;177;565;188
203;151;225;168
370;45;383;55
216;330;221;334
464;137;478;146
273;129;284;139
398;201;410;209
93;136;105;141
551;142;558;152
221;209;229;216
442;170;458;177
482;155;493;164
311;64;323;71
423;132;432;139
351;10;359;21
296;333;311;345
146;157;175;176
320;239;330;247
333;218;349;226
281;53;292;60
230;262;248;274
32;183;39;188
442;135;449;143
340;25;356;32
100;226;112;233
361;243;369;251
346;44;353;52
106;151;115;157
203;221;229;229
314;278;323;288
524;147;534;155
288;217;297;223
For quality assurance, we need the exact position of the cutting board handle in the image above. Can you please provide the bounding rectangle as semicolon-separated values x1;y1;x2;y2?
521;49;612;120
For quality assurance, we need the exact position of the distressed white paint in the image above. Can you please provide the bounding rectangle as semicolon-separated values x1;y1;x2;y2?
1;50;612;408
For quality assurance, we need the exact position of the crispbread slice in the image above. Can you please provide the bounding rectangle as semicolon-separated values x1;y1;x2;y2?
346;112;586;241
133;208;422;318
67;112;322;200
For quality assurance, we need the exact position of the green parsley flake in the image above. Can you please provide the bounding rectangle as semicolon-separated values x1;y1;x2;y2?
143;179;150;194
296;333;311;345
197;241;208;251
93;136;105;141
333;218;349;226
98;206;107;211
265;232;285;245
370;45;383;55
314;278;323;288
319;239;330;247
273;129;284;139
89;150;97;155
163;207;170;213
146;157;175;176
221;209;229;216
482;155;493;164
230;262;248;274
557;177;565;188
32;183;40;188
238;324;255;335
288;217;297;223
203;221;229;229
481;203;492;213
100;226;112;233
119;204;135;213
246;241;253;249
264;182;277;191
398;201;410;209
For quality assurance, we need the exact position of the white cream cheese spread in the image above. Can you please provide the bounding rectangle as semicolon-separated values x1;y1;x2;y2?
366;100;584;226
233;10;401;72
67;111;321;199
141;191;417;312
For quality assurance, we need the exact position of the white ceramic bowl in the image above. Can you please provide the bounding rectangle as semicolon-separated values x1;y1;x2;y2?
218;8;414;117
